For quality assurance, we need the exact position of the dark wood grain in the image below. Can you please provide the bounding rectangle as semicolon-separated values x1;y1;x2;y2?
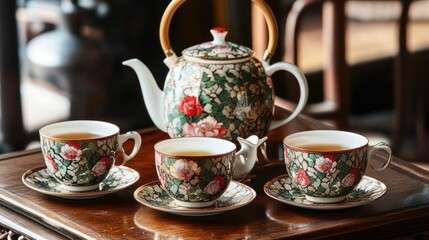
0;109;429;239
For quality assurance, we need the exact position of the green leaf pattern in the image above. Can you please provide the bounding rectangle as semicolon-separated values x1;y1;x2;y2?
163;57;274;142
156;152;235;203
41;136;118;186
285;147;367;198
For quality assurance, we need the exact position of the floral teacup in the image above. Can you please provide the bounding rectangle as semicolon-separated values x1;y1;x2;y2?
39;120;141;192
154;137;238;208
283;130;392;203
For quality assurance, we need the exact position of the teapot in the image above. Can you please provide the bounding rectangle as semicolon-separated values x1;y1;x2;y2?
123;0;308;142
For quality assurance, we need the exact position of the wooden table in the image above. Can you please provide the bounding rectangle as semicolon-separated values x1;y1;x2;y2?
1;110;429;239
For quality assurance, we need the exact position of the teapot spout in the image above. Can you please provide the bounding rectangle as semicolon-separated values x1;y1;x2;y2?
123;59;167;132
233;135;267;180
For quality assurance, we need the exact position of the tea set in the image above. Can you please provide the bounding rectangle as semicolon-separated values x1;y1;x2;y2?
22;0;393;216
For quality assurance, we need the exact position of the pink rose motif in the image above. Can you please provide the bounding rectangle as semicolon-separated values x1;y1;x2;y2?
314;154;337;173
204;176;225;194
182;123;197;137
284;149;291;166
341;168;359;187
200;42;215;48
178;96;203;117
266;77;273;88
213;45;231;54
91;157;112;176
60;142;82;161
170;159;195;181
155;151;162;167
182;116;227;138
295;169;311;187
155;152;168;185
44;154;57;173
159;173;167;186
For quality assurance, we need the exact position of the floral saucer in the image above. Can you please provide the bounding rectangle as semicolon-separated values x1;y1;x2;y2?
134;180;256;216
22;166;140;199
264;175;386;210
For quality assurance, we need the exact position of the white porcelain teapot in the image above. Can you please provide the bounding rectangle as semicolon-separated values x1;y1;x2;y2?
123;0;308;142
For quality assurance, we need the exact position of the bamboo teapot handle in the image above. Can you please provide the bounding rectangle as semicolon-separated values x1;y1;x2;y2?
159;0;278;62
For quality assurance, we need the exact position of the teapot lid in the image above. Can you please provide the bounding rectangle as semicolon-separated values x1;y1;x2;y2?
182;27;254;61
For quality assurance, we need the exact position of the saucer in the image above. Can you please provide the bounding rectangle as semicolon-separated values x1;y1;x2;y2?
264;175;386;210
134;180;256;216
22;165;140;199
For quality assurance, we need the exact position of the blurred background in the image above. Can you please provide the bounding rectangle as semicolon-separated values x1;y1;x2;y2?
0;0;428;164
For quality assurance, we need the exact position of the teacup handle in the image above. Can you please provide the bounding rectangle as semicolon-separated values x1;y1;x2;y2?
368;142;392;171
118;131;142;165
265;62;309;130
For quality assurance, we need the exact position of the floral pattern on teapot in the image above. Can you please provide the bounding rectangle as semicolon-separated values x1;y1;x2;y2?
163;57;274;142
123;0;309;143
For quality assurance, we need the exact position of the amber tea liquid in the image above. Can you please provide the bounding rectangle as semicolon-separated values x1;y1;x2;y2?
53;132;103;140
298;143;346;151
170;150;214;156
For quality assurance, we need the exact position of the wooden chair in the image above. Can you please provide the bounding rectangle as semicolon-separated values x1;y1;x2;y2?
393;0;428;160
283;0;350;130
283;0;428;160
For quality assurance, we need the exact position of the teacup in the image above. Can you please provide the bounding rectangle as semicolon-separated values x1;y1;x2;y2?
283;130;392;203
154;137;236;208
39;120;142;192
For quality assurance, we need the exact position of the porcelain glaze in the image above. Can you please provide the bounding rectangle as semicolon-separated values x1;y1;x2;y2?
264;175;386;210
123;0;308;143
283;130;392;203
22;166;140;199
39;120;141;191
153;136;266;208
134;180;256;216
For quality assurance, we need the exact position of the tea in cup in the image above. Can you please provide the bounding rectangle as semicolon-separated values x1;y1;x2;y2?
283;130;392;203
154;137;236;208
39;120;142;191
